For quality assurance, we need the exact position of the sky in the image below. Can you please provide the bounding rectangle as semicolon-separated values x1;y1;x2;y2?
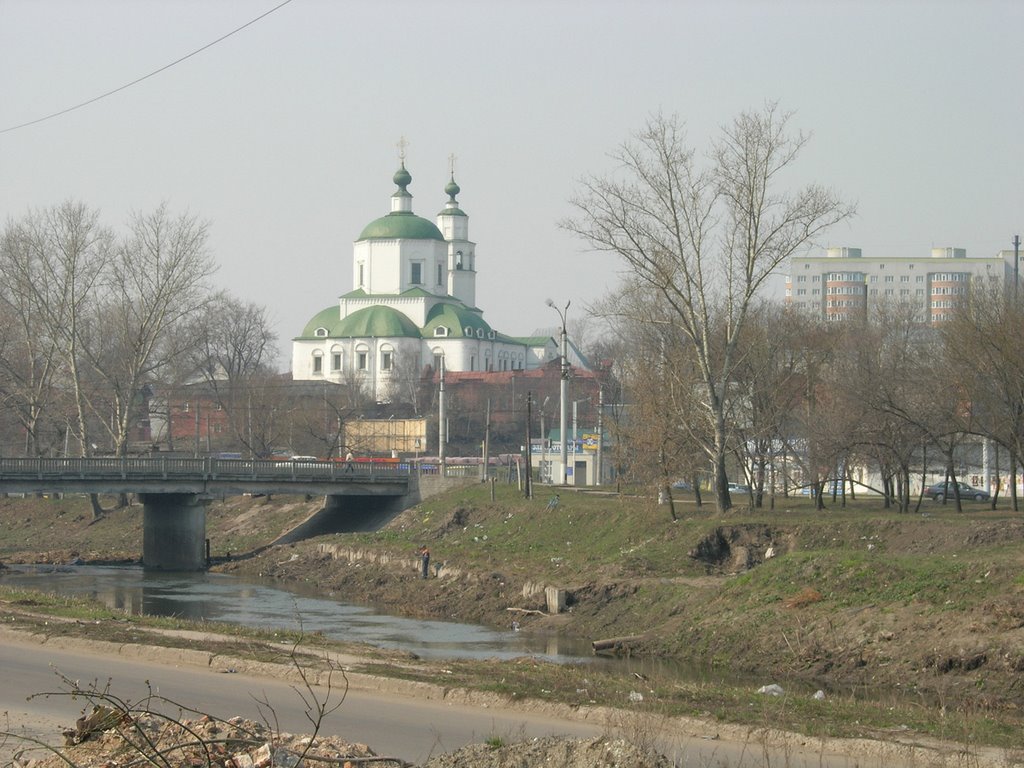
2;0;1022;366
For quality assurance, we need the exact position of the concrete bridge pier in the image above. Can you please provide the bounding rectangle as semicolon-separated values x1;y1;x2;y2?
140;493;208;571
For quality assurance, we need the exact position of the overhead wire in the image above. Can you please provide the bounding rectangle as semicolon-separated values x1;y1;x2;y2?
0;0;295;135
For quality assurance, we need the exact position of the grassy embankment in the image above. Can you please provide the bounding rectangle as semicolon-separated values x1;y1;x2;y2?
1;486;1023;754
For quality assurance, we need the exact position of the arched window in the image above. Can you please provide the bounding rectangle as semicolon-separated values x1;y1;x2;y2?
312;351;323;375
380;345;395;372
356;344;369;371
330;346;343;372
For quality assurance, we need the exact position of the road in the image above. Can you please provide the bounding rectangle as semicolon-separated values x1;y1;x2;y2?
0;636;605;764
0;635;951;767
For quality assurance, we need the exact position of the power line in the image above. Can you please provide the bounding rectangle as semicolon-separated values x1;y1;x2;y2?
0;0;295;135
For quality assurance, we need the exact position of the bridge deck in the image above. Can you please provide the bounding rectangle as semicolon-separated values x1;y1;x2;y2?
0;457;413;496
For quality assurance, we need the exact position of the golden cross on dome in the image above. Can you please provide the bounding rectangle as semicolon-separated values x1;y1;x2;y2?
397;136;408;162
448;152;457;177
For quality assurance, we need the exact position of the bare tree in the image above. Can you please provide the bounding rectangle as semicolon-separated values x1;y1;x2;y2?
0;226;65;455
564;105;854;509
0;202;114;462
942;287;1024;511
182;293;278;452
833;303;933;512
82;204;216;457
731;303;807;508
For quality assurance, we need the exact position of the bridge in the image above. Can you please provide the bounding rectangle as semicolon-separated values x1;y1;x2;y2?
0;457;423;571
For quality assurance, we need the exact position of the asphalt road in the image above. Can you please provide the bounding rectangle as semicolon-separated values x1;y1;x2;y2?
0;636;603;764
0;635;949;767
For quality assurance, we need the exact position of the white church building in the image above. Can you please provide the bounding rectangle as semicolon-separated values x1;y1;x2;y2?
291;161;558;400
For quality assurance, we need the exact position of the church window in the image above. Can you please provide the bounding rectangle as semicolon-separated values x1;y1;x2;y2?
437;263;443;286
411;262;422;285
470;355;476;371
381;350;393;371
312;352;323;374
434;326;448;337
433;352;444;372
477;329;484;339
455;250;463;270
331;352;342;371
357;351;368;371
464;326;473;336
358;263;365;287
315;327;328;337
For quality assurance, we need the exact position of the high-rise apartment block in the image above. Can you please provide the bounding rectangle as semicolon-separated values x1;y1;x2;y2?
786;247;1019;323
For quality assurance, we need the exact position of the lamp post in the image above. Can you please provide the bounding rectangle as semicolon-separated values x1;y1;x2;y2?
546;298;570;486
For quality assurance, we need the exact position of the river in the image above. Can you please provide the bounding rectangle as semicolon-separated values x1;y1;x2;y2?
1;564;598;662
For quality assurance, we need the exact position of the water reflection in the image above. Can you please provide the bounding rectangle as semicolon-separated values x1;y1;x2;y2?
1;565;595;662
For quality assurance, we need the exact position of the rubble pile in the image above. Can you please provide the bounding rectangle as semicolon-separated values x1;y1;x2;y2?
12;706;676;768
424;735;674;768
20;708;398;768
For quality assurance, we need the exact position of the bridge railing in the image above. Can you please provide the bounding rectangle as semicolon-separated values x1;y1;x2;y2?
0;457;411;482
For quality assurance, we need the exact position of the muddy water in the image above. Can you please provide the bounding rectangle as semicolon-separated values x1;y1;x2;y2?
2;564;599;662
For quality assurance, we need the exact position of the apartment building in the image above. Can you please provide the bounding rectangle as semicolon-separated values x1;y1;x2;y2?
786;247;1018;323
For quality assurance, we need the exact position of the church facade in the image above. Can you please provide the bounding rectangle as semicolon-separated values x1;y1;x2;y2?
291;162;557;401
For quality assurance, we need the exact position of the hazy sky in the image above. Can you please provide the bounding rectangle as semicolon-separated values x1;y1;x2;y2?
2;0;1022;364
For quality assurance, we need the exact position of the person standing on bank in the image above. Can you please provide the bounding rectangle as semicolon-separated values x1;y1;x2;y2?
418;545;430;579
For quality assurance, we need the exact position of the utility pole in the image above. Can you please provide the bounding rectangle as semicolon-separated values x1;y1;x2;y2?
524;391;533;499
596;385;603;486
438;356;447;475
546;298;571;486
481;398;491;482
1014;234;1020;303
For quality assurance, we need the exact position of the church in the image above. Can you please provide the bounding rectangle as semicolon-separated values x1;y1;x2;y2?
291;159;558;402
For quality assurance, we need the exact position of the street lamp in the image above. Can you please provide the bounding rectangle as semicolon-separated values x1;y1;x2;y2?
546;298;570;486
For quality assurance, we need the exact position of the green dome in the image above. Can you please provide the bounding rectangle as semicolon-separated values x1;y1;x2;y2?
298;305;423;339
299;306;344;338
423;303;492;338
358;212;444;241
393;163;412;189
335;306;422;338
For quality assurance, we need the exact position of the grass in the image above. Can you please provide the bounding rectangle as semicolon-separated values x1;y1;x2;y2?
3;485;1024;756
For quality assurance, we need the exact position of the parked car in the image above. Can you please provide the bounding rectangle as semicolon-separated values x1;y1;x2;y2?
926;481;989;502
727;482;750;495
671;479;692;491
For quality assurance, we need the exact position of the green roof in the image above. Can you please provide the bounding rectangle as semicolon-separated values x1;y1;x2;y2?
299;306;344;338
437;206;466;217
339;287;438;301
423;303;492;338
358;212;444;241
336;306;422;338
297;305;422;339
